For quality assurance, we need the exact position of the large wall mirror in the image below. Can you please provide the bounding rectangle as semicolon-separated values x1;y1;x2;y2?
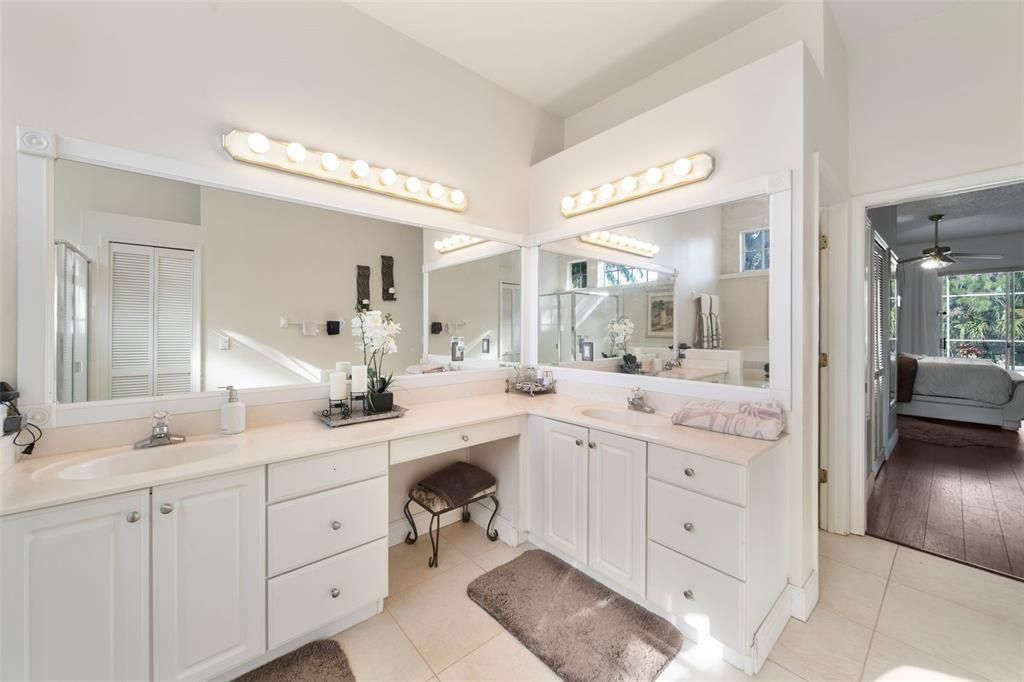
52;159;519;404
538;195;770;388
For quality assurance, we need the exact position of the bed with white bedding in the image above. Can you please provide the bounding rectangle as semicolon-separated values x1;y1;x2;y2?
896;355;1024;430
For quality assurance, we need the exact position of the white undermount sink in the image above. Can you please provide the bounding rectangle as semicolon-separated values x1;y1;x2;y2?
32;441;239;481
577;406;668;427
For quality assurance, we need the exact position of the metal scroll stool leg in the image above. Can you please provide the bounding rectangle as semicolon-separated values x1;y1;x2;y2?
485;494;500;541
403;498;418;545
461;504;471;522
427;511;441;568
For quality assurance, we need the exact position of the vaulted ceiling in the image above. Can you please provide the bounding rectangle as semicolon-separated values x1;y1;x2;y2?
895;182;1024;243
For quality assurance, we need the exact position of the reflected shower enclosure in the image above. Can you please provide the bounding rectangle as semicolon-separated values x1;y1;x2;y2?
538;291;620;364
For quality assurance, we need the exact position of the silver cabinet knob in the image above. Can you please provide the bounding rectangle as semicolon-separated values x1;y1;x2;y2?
684;590;694;600
160;503;174;514
330;587;340;599
575;438;583;446
684;522;695;532
461;434;469;442
588;441;596;449
126;511;141;523
684;467;695;477
331;521;342;531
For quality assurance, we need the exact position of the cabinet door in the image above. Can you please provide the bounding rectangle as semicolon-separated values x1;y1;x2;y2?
1;491;150;682
153;468;265;681
540;419;589;563
588;429;646;595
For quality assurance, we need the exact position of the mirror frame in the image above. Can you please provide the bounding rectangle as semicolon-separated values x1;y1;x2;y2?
526;170;793;407
15;126;525;427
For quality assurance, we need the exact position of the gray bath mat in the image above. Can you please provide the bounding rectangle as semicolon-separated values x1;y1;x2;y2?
233;639;355;682
467;549;683;682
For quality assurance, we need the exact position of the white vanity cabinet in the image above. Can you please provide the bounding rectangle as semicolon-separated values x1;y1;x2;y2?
538;419;647;595
152;468;266;681
0;490;151;682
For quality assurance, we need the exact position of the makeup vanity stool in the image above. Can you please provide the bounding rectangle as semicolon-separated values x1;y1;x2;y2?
403;461;499;567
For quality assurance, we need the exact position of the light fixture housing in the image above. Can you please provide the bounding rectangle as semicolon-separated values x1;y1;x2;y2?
579;231;659;258
222;129;468;212
434;233;485;254
561;152;714;218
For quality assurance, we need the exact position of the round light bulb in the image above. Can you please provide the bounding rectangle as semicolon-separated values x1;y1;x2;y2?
246;132;270;154
434;241;443;250
645;167;663;185
320;152;340;171
460;235;472;243
429;182;444;199
351;159;370;178
588;232;601;239
621;176;638;193
599;183;615;200
580;190;595;206
651;245;661;255
599;231;611;241
450;189;466;206
286;142;307;162
380;168;397;186
561;196;576;212
405;176;422;193
673;158;693;177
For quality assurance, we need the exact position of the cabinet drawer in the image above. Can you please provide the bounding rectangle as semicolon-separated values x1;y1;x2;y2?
647;479;746;579
648;443;746;506
647;541;743;652
390;417;521;464
268;539;387;649
268;476;387;576
268;443;387;502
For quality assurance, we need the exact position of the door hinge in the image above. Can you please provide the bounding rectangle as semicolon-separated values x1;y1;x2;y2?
819;468;828;484
819;235;828;250
819;352;828;368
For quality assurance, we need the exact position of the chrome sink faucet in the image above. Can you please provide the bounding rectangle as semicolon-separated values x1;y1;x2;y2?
134;411;186;449
627;387;656;413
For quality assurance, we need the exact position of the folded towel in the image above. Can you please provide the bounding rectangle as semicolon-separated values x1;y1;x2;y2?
671;399;785;441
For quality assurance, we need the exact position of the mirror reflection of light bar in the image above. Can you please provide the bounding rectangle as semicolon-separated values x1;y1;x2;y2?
579;231;660;258
433;234;485;253
560;152;714;218
222;129;468;213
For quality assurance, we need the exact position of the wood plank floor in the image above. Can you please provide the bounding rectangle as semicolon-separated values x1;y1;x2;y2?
867;420;1024;580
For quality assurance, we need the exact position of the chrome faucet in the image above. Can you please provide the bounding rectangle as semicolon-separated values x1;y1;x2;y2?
134;411;186;449
627;387;656;413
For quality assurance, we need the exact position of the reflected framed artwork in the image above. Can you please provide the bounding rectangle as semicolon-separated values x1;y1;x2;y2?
647;291;674;337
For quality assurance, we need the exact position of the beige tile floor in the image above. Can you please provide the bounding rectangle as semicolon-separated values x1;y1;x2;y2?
332;524;1024;681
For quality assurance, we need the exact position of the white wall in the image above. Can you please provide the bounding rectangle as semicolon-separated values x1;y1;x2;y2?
847;1;1024;196
0;1;563;384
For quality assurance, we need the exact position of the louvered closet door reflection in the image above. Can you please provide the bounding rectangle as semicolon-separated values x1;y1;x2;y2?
154;248;196;396
110;243;155;398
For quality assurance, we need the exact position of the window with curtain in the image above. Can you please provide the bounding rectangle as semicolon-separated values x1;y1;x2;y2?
941;270;1024;371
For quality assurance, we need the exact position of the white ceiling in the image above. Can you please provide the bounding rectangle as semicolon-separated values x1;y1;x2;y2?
893;182;1024;244
348;1;783;117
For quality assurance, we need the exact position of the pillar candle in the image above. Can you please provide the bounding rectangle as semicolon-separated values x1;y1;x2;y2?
329;372;348;401
335;361;351;377
351;365;368;393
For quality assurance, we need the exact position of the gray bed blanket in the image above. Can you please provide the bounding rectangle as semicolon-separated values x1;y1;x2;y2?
914;357;1017;405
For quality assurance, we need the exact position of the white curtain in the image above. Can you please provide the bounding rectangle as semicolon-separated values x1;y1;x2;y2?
897;264;941;357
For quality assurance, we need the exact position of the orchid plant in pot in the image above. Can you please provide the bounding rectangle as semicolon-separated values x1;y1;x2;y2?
352;308;401;413
606;315;638;374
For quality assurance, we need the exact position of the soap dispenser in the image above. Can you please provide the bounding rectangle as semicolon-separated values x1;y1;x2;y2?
219;385;246;434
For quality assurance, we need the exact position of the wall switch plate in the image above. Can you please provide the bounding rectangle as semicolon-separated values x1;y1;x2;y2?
217;334;231;350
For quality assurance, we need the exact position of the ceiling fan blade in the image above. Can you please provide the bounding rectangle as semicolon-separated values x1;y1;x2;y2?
949;253;1003;260
899;255;930;264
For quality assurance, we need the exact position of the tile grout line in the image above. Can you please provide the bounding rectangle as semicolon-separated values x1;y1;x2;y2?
432;630;506;679
856;542;898;681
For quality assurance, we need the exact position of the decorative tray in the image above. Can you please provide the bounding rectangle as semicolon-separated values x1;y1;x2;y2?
505;379;557;397
315;404;407;428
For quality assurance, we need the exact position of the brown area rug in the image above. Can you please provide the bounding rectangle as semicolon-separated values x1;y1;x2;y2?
233;640;355;682
898;415;1018;448
467;549;683;682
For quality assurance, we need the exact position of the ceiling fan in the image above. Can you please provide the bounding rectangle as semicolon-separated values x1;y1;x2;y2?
901;214;1004;270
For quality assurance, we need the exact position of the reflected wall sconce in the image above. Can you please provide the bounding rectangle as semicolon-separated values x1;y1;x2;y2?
223;129;468;213
559;152;714;218
433;234;485;254
579;232;660;258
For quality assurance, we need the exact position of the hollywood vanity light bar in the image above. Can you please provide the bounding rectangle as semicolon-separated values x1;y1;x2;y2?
433;234;485;254
579;232;660;258
222;130;468;213
560;152;714;218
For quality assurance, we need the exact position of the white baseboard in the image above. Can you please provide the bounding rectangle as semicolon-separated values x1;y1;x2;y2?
789;569;818;622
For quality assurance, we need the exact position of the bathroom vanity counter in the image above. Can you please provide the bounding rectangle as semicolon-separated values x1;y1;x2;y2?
0;392;782;516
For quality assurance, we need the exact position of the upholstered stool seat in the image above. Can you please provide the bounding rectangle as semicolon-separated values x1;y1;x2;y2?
403;461;499;567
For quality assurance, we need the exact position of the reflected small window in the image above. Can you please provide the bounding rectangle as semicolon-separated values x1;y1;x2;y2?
741;228;770;272
568;260;588;289
599;263;660;287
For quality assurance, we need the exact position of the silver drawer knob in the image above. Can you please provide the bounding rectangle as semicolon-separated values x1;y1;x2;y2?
331;521;342;531
160;503;174;514
330;587;341;599
588;441;596;449
461;434;469;442
684;522;694;532
126;511;141;523
575;438;583;446
684;590;694;600
684;467;695;477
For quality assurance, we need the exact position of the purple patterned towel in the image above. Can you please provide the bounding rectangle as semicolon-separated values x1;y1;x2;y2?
671;399;786;440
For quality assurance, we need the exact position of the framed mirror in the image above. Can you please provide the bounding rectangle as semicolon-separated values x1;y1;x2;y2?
50;159;520;404
537;195;771;389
